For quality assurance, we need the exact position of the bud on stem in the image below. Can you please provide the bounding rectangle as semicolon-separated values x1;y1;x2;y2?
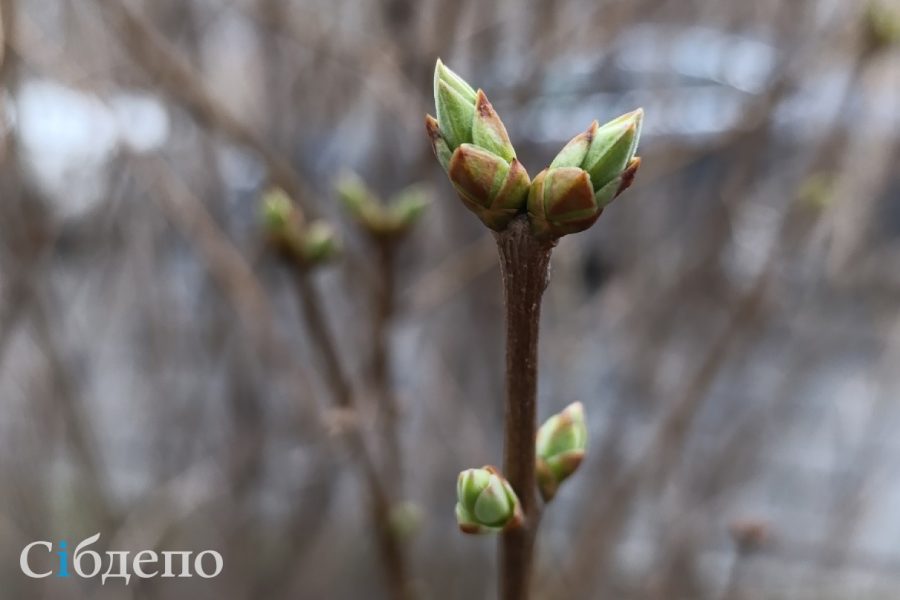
335;172;430;237
426;60;529;231
455;466;523;534
262;188;339;265
536;402;588;502
529;109;643;239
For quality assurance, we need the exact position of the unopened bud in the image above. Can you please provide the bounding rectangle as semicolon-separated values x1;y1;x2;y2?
336;173;430;236
427;60;527;230
529;109;643;238
536;402;587;502
261;188;339;266
455;466;523;534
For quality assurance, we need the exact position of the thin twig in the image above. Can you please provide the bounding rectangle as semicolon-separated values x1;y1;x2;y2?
291;265;414;600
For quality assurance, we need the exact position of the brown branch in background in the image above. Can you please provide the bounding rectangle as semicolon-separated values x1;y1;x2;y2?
97;2;417;593
371;235;404;484
291;265;415;600
95;0;319;219
494;216;555;600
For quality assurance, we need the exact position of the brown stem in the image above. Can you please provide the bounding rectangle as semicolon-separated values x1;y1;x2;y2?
372;236;403;481
494;216;555;600
292;267;414;600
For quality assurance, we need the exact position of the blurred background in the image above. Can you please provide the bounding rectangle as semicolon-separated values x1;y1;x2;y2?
1;0;900;598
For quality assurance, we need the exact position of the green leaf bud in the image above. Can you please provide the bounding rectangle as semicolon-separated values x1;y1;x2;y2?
427;60;528;231
528;109;643;238
536;402;587;502
455;466;523;534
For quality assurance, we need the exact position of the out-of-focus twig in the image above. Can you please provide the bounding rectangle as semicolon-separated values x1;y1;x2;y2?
95;0;319;219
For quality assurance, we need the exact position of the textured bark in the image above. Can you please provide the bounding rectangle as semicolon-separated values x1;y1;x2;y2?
494;216;554;600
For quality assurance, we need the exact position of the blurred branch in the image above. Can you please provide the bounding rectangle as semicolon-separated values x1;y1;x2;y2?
95;0;320;218
290;265;415;600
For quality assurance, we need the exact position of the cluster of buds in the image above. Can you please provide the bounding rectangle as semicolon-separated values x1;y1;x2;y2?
261;188;339;266
335;172;430;237
864;1;900;53
535;402;588;502
455;466;523;534
529;112;641;238
425;60;531;231
426;60;642;239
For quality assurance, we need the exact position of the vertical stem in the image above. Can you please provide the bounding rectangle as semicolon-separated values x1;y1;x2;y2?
372;236;403;481
292;267;413;600
495;216;554;600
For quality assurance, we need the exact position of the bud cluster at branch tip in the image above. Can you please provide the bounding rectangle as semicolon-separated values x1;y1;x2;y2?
528;110;643;239
425;59;530;231
335;172;430;237
455;466;523;534
262;188;339;266
536;402;588;502
426;59;644;238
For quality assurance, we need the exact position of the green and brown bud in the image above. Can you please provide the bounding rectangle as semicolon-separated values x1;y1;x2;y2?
335;172;430;237
536;402;588;502
262;188;340;265
455;465;523;534
426;60;529;231
528;109;643;239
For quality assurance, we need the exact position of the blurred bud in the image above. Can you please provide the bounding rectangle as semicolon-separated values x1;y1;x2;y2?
535;402;587;502
389;501;424;541
426;60;528;230
261;188;340;266
386;185;430;231
865;1;900;53
299;221;340;263
455;466;523;534
336;172;430;236
529;109;643;238
262;187;299;235
796;173;834;212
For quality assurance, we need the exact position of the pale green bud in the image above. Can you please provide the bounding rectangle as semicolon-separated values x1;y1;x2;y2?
536;402;587;502
261;188;339;266
336;172;430;236
528;109;643;238
427;60;526;231
389;501;424;541
299;221;340;263
455;466;523;534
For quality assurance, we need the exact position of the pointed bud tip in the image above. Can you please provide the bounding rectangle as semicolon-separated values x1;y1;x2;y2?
565;401;585;419
474;89;492;116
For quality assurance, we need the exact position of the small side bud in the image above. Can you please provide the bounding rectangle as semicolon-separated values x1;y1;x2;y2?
536;402;587;502
387;184;431;231
336;172;430;236
261;188;339;266
299;221;340;264
864;1;900;53
335;172;381;225
389;501;424;541
455;466;523;534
